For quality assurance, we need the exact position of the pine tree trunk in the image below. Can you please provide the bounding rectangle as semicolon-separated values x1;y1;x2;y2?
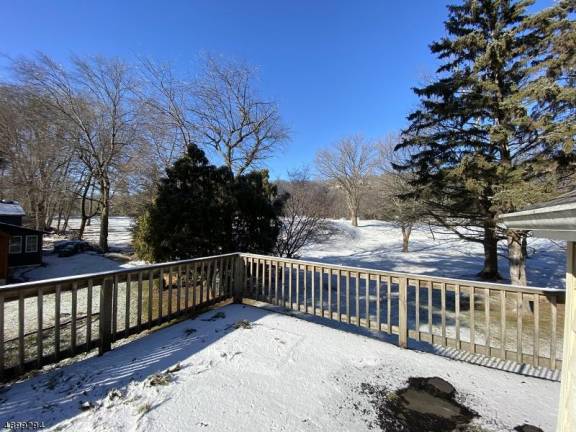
401;225;412;253
479;219;500;280
507;229;527;286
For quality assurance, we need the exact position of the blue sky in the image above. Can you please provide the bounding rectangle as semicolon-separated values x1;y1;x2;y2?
2;0;553;179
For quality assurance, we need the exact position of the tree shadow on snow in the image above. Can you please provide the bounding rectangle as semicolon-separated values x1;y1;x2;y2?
302;250;487;281
306;222;566;288
0;304;273;429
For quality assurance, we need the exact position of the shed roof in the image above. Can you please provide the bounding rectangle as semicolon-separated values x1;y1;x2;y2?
499;189;576;241
0;222;45;235
0;201;25;216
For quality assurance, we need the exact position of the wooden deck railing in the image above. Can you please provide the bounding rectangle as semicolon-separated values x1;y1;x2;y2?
0;253;239;380
238;253;566;370
0;252;566;381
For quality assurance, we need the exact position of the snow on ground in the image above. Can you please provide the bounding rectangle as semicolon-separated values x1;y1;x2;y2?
44;217;134;253
4;251;143;343
64;216;134;252
0;304;559;432
26;216;566;288
14;217;141;283
14;252;141;282
302;219;566;289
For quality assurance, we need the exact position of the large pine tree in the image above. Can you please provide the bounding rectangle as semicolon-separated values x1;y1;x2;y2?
397;0;574;283
521;0;575;171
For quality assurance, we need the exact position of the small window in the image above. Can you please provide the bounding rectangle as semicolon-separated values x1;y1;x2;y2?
9;236;22;254
25;235;38;253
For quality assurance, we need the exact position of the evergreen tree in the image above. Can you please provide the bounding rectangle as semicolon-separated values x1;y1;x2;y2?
133;145;283;262
496;0;575;285
397;0;574;283
521;0;575;174
133;145;233;261
232;171;284;254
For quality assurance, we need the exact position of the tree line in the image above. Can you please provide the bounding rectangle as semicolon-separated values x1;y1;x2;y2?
0;54;287;251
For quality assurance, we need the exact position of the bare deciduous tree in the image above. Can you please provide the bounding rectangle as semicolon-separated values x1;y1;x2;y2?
275;168;328;258
137;55;288;177
11;53;139;251
375;135;426;252
1;53;287;248
0;86;76;231
137;58;196;169
193;56;289;176
76;169;101;238
315;135;376;227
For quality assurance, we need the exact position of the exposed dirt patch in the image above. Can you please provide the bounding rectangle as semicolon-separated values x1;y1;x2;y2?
361;377;478;432
232;320;253;329
147;372;173;387
514;425;544;432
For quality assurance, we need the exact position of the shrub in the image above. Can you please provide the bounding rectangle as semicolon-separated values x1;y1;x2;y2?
134;144;283;262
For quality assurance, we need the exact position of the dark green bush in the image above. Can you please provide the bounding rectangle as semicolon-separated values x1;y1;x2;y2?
133;144;284;262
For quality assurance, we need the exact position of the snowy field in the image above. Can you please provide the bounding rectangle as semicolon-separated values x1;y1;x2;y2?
64;217;134;252
0;304;560;431
302;219;566;289
13;252;139;282
14;217;140;283
23;217;566;288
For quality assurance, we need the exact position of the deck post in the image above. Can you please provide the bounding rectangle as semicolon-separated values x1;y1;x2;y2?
557;241;575;432
99;277;113;355
398;277;409;348
233;254;245;304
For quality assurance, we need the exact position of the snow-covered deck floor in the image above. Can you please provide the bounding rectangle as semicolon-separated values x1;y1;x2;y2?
0;304;560;431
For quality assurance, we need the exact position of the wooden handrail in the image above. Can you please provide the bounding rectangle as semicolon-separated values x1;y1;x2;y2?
0;253;238;381
0;252;566;381
0;252;240;295
238;253;565;296
239;253;565;371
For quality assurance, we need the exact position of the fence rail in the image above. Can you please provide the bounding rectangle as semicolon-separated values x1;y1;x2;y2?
239;253;566;370
0;252;566;381
0;253;239;380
